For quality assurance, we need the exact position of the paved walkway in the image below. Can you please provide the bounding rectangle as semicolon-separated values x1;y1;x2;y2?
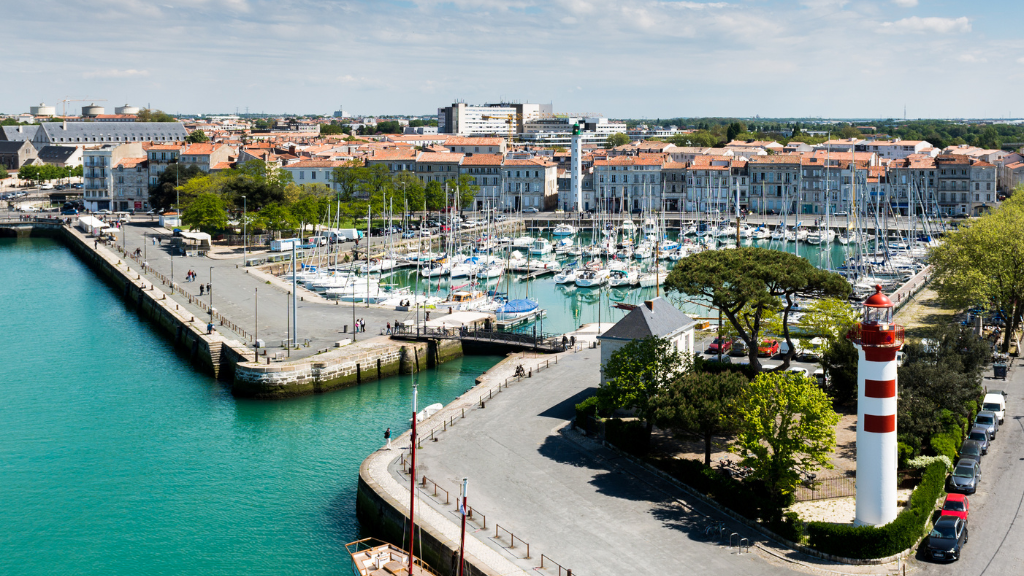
361;332;904;576
117;222;453;360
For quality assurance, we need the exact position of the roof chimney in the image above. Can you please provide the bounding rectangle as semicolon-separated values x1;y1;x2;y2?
62;120;67;130
644;300;654;311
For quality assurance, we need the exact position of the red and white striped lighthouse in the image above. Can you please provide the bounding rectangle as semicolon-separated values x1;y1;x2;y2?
850;285;904;526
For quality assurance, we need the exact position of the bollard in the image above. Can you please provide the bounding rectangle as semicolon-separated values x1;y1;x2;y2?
528;369;532;377
462;408;465;418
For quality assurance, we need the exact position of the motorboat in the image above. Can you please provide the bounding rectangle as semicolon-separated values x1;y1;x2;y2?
449;257;481;279
357;258;398;274
479;262;504;278
638;267;669;287
419;261;451;278
552;223;576;237
680;224;697;236
495;298;540;321
529;238;553;256
512;235;535;248
575;268;610;287
619;220;638;237
445;290;488;311
553;268;578;284
608;268;639;287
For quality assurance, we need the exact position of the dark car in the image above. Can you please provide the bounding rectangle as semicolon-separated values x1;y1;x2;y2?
729;339;748;357
967;426;991;454
926;515;968;562
958;440;984;466
71;183;83;189
974;411;999;439
948;460;981;494
952;213;970;219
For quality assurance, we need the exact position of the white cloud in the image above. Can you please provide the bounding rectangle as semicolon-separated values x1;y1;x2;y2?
82;68;149;78
957;54;987;64
1017;57;1024;65
892;0;917;7
880;16;970;34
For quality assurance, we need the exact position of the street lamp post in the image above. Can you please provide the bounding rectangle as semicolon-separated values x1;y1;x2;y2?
209;266;214;323
242;195;247;265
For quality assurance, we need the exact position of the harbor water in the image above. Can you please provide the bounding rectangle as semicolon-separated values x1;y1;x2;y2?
0;237;500;576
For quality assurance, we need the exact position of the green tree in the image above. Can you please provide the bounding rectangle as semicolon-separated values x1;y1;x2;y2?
185;129;209;143
319;123;349;136
149;164;206;211
726;121;747;142
667;130;719;148
375;120;403;134
290;191;328;240
136;109;176;122
605;133;630;148
652;367;749;466
733;371;840;501
424;181;445;211
18;165;39;182
257;203;297;235
446;174;480;209
393;171;425;212
182;192;227;233
820;338;858;404
929;196;1024;352
0;165;8;180
597;336;684;439
798;297;860;356
839;125;860;139
665;248;850;371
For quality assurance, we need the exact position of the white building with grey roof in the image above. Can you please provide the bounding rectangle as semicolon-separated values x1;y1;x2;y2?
10;121;187;147
596;297;697;385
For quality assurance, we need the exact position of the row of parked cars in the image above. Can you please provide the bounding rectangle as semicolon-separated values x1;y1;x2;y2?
926;390;1008;562
706;337;816;361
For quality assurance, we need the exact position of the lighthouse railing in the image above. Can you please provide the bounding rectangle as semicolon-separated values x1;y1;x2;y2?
847;324;905;348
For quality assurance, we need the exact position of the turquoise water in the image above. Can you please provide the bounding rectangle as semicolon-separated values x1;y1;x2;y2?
0;237;500;576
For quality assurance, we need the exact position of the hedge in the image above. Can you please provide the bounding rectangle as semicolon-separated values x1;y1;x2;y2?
806;461;947;558
647;456;776;521
605;418;650;456
575;396;599;424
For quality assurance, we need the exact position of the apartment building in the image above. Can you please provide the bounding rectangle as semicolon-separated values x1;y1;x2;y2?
746;155;802;215
179;143;233;173
857;139;935;161
282;160;344;191
82;142;146;212
147;144;183;186
437;102;551;135
112;156;150;212
443;137;506;155
685;156;734;213
415;152;465;184
460;154;503;210
593;155;664;213
502;158;558;210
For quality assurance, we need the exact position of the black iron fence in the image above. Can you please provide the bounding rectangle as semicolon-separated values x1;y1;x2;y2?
794;475;857;501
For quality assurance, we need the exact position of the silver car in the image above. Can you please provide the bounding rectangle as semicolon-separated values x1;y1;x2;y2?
948;460;981;494
974;411;999;440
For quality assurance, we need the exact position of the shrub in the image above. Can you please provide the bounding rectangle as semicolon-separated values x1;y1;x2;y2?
897;442;916;469
575;396;599;423
929;431;960;464
906;455;952;470
806;461;947;558
767;511;805;543
647;457;774;521
605;418;650;456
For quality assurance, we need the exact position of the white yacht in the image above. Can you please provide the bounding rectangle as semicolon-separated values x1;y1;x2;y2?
575;268;610;287
638;267;669;287
529;238;553;256
512;235;535;248
553;268;578;284
419;261;451;278
608;268;639;287
552;223;577;237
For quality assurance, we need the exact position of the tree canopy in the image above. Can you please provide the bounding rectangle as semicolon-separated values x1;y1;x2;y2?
186;129;209;143
136;109;176;123
651;365;749;466
929;195;1024;352
732;371;839;501
597;336;684;437
665;248;850;371
605;133;630;148
182;192;227;232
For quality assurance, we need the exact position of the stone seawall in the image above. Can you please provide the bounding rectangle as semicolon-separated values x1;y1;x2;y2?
232;339;462;399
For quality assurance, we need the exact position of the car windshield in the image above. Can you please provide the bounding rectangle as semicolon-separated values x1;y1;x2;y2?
969;432;987;442
930;525;957;539
984;403;1001;412
953;466;975;478
943;501;966;512
961;444;981;456
977;415;994;425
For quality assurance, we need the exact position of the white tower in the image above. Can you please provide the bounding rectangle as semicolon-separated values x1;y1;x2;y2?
570;123;583;211
851;285;904;526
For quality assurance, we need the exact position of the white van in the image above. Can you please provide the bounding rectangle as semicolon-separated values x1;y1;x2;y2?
983;393;1006;424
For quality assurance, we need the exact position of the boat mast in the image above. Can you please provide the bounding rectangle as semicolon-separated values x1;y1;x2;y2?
408;383;419;573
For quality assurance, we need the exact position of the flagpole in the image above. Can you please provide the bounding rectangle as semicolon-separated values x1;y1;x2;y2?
408;383;419;573
458;478;469;576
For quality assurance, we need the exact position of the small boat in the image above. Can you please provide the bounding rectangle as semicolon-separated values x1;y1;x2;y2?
553;268;578;284
446;290;488;311
495;298;540;321
420;261;450;278
529;238;553;256
552;223;576;237
608;268;639;287
346;538;440;576
575;268;610;287
512;235;535;248
638;267;668;287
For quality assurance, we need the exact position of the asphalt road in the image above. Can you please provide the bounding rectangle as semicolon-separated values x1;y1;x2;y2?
914;360;1024;575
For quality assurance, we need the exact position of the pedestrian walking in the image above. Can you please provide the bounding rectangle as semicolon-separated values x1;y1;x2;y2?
386;322;391;334
562;335;568;348
570;335;576;348
199;284;205;296
206;282;211;294
384;427;392;450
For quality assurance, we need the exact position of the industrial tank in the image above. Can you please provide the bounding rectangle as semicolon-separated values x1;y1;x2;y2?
30;102;56;116
114;104;140;115
82;104;106;117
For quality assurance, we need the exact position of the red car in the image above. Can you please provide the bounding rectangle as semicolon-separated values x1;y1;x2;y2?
707;337;732;354
758;339;780;357
941;494;970;523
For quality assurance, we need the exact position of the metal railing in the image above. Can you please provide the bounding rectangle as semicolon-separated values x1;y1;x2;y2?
494;524;530;559
793;475;857;501
847;323;905;348
540;554;574;576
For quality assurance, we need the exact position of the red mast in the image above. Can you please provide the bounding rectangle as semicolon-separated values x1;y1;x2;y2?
408;384;418;573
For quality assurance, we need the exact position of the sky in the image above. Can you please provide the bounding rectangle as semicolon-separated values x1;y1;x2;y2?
7;0;1023;119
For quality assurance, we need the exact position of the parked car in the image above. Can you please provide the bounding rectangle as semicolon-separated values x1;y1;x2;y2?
39;183;54;190
940;494;970;523
758;339;780;357
71;183;83;189
957;440;984;467
982;393;1006;424
967;426;991;455
974;411;999;439
401;232;417;239
729;339;748;357
787;367;809;378
948;460;981;494
707;337;732;354
926;516;968;562
522;207;540;213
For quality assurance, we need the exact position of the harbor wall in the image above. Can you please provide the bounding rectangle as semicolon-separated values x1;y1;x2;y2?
232;339;462;399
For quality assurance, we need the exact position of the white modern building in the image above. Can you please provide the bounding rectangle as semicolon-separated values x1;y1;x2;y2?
437;102;553;136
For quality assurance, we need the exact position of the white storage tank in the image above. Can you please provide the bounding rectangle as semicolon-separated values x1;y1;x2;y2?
82;103;106;117
30;102;56;116
114;103;140;115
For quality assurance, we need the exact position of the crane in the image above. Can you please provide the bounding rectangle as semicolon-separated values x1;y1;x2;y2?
59;97;107;118
481;113;521;147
